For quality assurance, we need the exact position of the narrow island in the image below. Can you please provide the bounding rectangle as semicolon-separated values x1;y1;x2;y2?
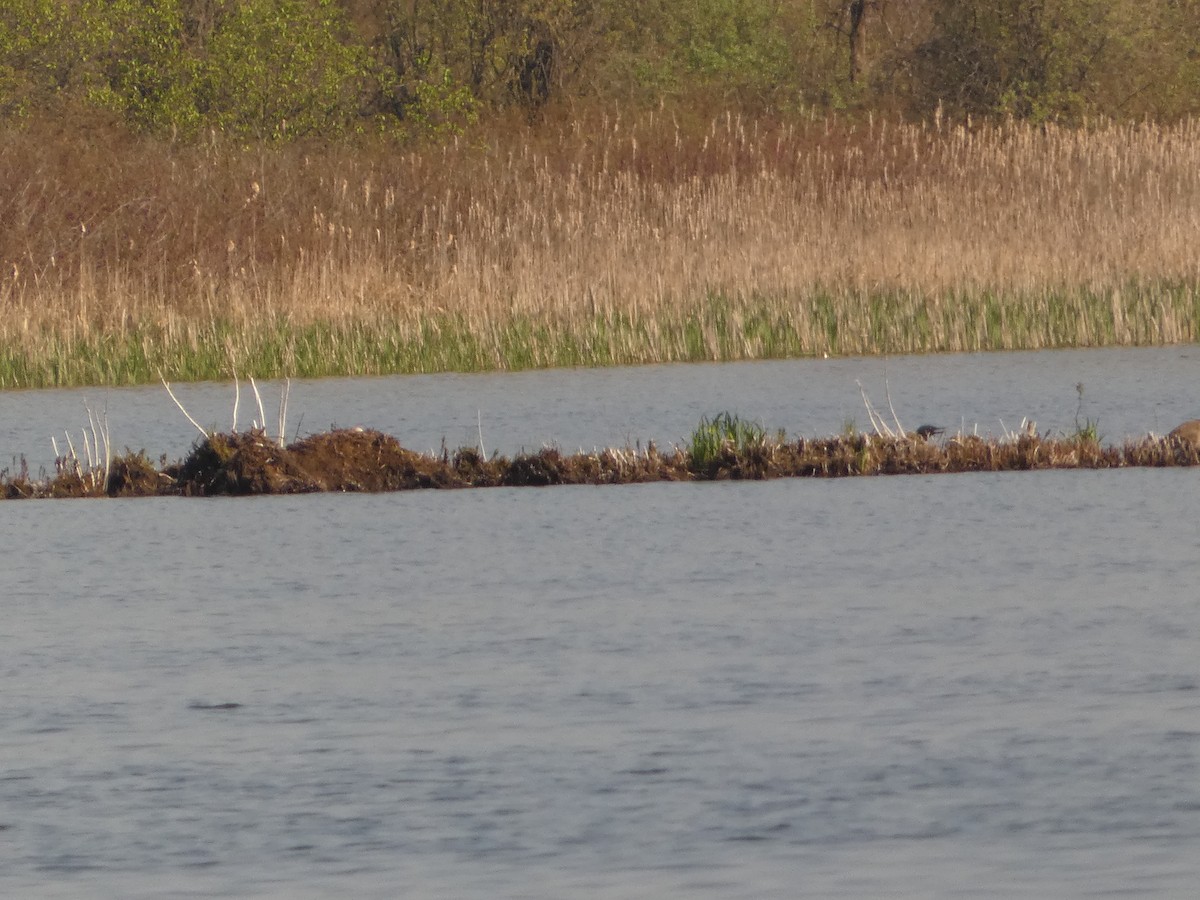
5;412;1198;501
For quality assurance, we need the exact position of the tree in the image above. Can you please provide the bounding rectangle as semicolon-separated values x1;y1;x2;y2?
908;0;1114;120
199;0;375;139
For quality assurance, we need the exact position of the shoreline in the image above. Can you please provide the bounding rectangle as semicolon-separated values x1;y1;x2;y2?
6;116;1200;389
2;283;1197;390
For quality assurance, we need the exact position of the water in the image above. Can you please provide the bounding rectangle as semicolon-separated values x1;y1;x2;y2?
4;347;1200;898
3;344;1199;476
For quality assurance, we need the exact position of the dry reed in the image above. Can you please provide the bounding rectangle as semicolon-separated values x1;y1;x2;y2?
2;111;1200;386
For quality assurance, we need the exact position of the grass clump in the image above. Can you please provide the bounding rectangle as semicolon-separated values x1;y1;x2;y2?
687;412;776;478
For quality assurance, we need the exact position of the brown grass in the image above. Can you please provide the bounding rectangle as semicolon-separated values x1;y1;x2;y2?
2;111;1200;382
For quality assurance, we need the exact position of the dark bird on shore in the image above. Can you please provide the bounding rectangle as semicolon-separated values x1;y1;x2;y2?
915;424;944;439
1168;419;1200;447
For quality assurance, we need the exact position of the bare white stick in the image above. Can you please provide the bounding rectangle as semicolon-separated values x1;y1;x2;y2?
856;382;879;435
64;431;81;476
51;435;61;462
85;406;104;475
883;376;906;438
82;428;94;471
232;375;241;433
250;377;266;432
477;410;486;458
277;378;291;447
89;404;111;492
161;375;209;439
102;411;111;490
86;407;99;457
856;380;895;439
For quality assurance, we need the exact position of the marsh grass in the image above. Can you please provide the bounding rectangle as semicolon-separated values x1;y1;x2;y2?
4;112;1200;386
687;412;772;476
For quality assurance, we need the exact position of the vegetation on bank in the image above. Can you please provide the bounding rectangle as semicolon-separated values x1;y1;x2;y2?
5;1;1200;136
4;3;1200;387
8;281;1199;388
6;414;1200;500
4;113;1200;388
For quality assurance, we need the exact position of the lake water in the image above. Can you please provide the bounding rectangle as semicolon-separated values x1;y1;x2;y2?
3;347;1200;898
3;345;1199;475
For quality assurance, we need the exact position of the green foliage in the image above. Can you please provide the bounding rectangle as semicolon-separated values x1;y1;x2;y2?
0;0;380;138
611;0;820;107
910;0;1118;121
83;0;200;134
5;1;1200;138
398;67;479;140
687;412;768;471
0;0;85;116
376;0;573;116
1072;418;1101;444
1072;381;1101;443
200;0;374;140
649;0;786;92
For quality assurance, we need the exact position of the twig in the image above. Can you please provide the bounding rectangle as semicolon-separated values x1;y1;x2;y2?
232;374;241;433
883;375;906;438
89;404;111;492
478;409;487;458
64;431;81;476
856;380;895;438
160;374;210;439
250;377;267;432
277;378;290;447
227;350;241;433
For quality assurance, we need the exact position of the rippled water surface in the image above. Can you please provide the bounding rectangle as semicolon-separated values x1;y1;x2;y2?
4;348;1200;898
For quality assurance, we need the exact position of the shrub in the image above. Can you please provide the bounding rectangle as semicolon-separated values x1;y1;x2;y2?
908;0;1117;121
84;0;200;135
0;0;86;116
198;0;375;140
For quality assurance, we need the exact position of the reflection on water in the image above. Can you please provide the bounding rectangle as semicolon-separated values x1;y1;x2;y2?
5;460;1200;897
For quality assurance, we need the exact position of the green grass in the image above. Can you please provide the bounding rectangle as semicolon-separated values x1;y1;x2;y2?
687;412;769;472
1;280;1198;388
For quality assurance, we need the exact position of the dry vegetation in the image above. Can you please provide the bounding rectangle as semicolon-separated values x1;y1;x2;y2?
5;422;1199;501
2;111;1200;386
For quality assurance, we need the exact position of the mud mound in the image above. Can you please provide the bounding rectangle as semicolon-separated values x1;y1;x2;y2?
107;451;166;497
502;448;566;486
173;431;317;496
289;428;458;491
170;428;466;495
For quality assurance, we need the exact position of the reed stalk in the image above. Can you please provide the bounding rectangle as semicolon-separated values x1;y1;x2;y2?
3;114;1200;386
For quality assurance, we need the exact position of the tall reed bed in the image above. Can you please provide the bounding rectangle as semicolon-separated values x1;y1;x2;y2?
2;112;1199;386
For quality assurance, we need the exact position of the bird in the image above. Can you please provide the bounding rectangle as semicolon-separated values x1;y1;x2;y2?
914;424;944;440
1168;419;1200;447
